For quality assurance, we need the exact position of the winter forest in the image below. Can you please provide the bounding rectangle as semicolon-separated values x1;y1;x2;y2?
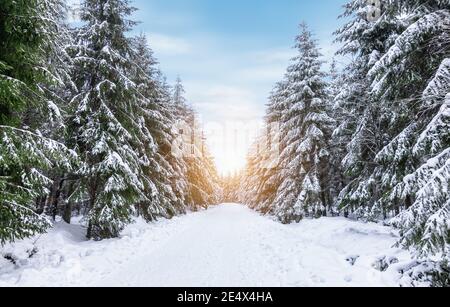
0;0;449;287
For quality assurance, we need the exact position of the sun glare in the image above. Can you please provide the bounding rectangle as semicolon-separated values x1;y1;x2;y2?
214;152;247;176
204;120;262;176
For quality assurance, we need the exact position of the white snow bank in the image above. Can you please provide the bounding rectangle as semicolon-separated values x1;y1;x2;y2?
0;204;428;287
0;215;181;287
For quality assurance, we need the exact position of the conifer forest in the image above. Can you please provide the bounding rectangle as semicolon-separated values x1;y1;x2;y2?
0;0;449;288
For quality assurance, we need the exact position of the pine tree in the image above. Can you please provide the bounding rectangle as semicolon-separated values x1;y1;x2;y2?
129;34;185;221
0;0;77;243
239;82;286;214
271;23;333;223
222;171;243;203
239;139;264;209
240;25;334;221
328;60;346;212
35;1;79;222
367;1;450;258
170;77;195;209
239;131;280;214
331;0;449;280
173;76;187;110
171;78;220;209
333;0;401;218
68;0;147;239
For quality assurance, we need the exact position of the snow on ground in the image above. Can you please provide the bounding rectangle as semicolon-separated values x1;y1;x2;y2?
0;204;425;287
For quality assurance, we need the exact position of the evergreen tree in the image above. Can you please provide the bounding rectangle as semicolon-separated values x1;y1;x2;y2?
130;34;186;220
271;23;333;223
36;1;79;222
239;82;286;214
333;0;449;278
222;171;243;203
0;0;76;243
328;60;346;212
333;0;401;218
239;130;280;214
68;0;147;239
171;78;220;209
367;1;450;258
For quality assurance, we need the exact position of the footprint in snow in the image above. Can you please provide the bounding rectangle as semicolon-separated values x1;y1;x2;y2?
346;255;360;266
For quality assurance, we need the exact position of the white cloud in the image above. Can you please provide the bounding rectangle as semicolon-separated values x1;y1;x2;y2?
186;84;263;122
147;33;192;55
250;49;296;64
233;49;295;82
237;65;286;83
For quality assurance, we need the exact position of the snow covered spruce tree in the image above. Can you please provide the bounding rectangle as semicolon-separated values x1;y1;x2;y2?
172;78;220;209
366;1;450;265
0;0;77;243
239;139;276;213
239;140;265;209
332;0;402;218
68;0;151;239
271;24;334;223
327;60;346;210
239;82;287;213
130;35;189;219
35;1;79;222
222;171;243;203
240;25;334;221
331;0;449;283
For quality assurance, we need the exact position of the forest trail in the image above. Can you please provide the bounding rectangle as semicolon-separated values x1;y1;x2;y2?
0;204;411;287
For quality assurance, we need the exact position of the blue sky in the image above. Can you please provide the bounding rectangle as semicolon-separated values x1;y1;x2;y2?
132;0;347;123
69;0;349;173
129;0;349;173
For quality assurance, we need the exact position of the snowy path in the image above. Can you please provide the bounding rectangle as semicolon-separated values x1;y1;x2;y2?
0;204;413;287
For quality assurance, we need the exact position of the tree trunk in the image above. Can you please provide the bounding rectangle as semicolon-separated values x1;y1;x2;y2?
87;222;93;240
62;180;76;224
86;178;98;239
49;177;65;221
63;201;72;224
35;196;47;215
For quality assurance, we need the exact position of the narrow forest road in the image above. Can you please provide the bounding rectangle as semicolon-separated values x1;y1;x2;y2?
0;204;413;287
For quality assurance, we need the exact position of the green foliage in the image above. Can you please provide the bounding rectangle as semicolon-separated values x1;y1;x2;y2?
0;0;76;244
0;0;48;125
